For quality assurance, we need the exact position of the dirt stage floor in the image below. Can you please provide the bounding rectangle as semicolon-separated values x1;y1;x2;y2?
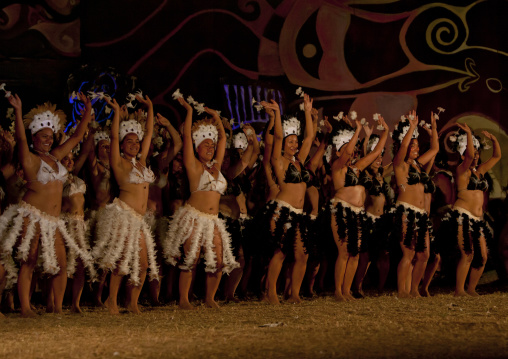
1;280;508;359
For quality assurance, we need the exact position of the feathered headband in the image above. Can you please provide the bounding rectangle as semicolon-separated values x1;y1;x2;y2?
24;103;66;135
119;119;144;141
233;132;248;150
392;117;419;143
192;123;218;149
94;131;111;146
449;131;481;156
367;135;380;154
283;117;301;138
332;128;355;152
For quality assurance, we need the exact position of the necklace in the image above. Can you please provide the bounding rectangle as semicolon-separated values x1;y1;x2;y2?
33;148;58;162
283;154;296;163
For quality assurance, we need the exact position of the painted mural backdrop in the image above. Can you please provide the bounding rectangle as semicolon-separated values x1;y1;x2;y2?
1;0;507;196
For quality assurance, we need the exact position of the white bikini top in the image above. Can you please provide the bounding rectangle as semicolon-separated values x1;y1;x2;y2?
63;175;86;197
192;165;227;195
36;158;68;184
128;159;156;184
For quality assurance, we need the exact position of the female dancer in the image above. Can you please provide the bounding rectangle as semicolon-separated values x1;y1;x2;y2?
93;95;159;314
0;93;92;317
223;124;260;302
263;94;315;305
145;113;182;305
76;124;112;307
392;111;438;298
450;124;500;296
330;115;388;301
163;97;238;310
354;131;394;296
60;148;97;313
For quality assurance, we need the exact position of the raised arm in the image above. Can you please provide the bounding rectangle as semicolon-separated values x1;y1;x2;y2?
203;107;226;168
332;117;362;170
362;123;373;157
245;124;260;169
417;112;439;166
155;113;183;164
456;123;474;175
393;111;418;167
7;94;32;167
53;93;92;160
73;130;94;174
297;94;315;162
355;116;389;171
477;131;501;175
308;118;331;172
105;97;122;169
178;97;196;172
137;95;154;163
261;102;277;185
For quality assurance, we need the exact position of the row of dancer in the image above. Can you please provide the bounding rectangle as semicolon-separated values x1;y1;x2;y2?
0;88;501;317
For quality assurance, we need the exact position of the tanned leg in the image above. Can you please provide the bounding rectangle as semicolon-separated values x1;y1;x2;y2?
71;260;85;313
287;229;308;304
467;236;488;296
205;227;224;308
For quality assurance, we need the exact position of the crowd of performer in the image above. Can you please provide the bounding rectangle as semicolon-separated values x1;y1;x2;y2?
0;86;503;317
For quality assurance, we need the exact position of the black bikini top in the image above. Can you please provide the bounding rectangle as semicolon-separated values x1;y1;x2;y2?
407;161;435;193
467;170;489;192
420;171;436;194
360;170;391;197
307;169;321;189
407;162;423;185
284;161;311;184
345;166;360;187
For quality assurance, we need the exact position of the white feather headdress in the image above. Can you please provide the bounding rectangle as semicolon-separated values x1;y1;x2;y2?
332;129;355;151
449;131;480;156
192;123;218;149
94;131;111;146
233;132;248;150
119;119;144;141
283;117;300;137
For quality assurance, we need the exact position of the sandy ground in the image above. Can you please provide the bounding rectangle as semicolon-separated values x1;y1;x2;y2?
1;287;508;359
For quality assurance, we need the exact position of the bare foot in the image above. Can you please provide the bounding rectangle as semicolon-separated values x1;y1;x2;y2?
179;301;197;310
419;287;431;297
454;290;469;297
0;312;5;319
343;293;355;301
20;309;37;318
126;303;142;314
46;305;54;314
397;292;411;298
225;296;240;304
71;305;83;314
54;307;64;314
204;300;220;309
409;290;422;298
106;297;120;315
94;300;106;308
286;295;302;304
267;293;281;305
466;289;480;297
334;293;347;302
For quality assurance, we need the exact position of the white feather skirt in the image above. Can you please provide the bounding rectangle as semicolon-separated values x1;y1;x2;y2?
92;198;159;286
60;212;97;281
0;201;93;289
163;203;240;274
